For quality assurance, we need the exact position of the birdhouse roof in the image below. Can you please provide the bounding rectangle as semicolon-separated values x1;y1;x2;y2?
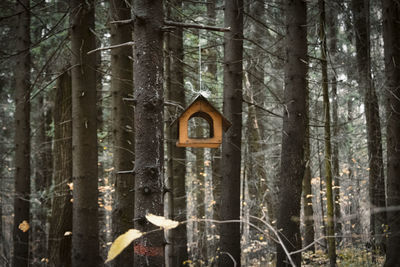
174;94;232;131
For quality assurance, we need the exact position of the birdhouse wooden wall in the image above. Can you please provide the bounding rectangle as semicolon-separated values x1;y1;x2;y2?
176;96;231;148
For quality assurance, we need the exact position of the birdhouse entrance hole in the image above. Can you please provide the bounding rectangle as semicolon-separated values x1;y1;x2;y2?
188;112;214;139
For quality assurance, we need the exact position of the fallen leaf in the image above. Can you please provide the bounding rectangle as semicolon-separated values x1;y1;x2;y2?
105;229;143;263
18;220;30;232
146;214;179;230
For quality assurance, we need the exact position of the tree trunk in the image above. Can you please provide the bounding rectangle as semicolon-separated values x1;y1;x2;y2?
382;0;400;266
70;1;99;266
110;0;135;266
49;71;73;267
32;94;52;265
205;1;220;261
276;0;307;266
12;0;31;265
319;1;336;265
327;5;342;244
219;0;243;266
165;1;187;264
247;0;275;226
351;0;386;253
132;0;164;265
302;84;314;251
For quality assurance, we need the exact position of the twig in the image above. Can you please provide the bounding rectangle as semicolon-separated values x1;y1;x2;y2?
164;20;230;32
220;252;237;267
87;41;134;55
243;99;283;118
110;18;134;25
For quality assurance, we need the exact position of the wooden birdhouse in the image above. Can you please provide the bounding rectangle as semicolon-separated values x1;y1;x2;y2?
175;95;231;148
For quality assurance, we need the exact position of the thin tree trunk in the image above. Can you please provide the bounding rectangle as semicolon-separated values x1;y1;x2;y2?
13;0;31;265
132;0;165;265
49;70;73;267
302;84;315;251
32;94;52;265
382;0;400;266
319;1;336;265
219;0;243;266
165;1;187;264
205;1;220;260
327;5;342;244
317;135;327;250
276;0;307;266
351;0;386;253
110;0;135;266
247;0;275;225
70;1;99;266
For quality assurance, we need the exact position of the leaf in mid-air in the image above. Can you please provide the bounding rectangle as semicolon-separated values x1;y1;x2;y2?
146;213;179;230
105;229;143;263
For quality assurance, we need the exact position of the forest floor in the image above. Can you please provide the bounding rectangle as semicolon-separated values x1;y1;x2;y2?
302;248;385;266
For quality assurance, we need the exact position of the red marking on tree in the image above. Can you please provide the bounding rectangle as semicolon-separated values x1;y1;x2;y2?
134;244;164;257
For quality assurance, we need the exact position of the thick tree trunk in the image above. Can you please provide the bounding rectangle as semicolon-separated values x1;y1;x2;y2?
70;1;99;266
132;0;164;266
319;1;336;266
49;71;73;267
351;0;386;252
276;0;307;266
382;1;400;266
165;1;187;264
219;0;243;266
110;1;135;266
12;0;31;265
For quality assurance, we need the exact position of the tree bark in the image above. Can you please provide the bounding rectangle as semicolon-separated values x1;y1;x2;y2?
276;0;307;266
247;0;275;226
132;0;165;265
327;5;342;244
319;1;336;265
49;71;73;267
110;0;135;266
302;84;314;251
70;1;99;266
165;1;188;265
351;0;386;253
32;94;52;265
382;0;400;266
219;0;243;266
12;0;31;265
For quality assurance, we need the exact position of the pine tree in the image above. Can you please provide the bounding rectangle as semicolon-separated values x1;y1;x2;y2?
70;1;99;265
219;0;243;265
132;0;165;265
12;0;31;265
276;0;307;265
110;0;135;265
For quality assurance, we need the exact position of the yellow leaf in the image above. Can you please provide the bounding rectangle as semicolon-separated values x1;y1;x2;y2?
18;220;30;232
146;214;179;230
67;183;73;191
105;229;143;263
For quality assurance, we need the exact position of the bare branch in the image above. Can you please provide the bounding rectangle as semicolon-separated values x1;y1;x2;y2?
164;20;230;32
87;41;134;55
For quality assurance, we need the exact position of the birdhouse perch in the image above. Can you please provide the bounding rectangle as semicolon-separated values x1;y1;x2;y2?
175;95;231;148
